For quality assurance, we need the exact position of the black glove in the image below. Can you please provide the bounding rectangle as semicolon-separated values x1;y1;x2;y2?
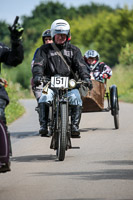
84;78;93;90
33;76;42;86
8;19;24;42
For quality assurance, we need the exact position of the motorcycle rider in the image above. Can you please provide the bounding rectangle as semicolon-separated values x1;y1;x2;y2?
31;29;53;102
0;18;24;173
84;50;112;81
32;19;92;138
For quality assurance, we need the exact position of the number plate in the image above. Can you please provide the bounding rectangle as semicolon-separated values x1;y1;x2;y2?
51;77;69;88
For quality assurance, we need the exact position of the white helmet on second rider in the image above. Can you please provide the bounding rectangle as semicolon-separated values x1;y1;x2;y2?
51;19;70;41
84;50;100;71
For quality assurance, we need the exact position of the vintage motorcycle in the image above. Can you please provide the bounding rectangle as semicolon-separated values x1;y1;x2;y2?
41;75;85;161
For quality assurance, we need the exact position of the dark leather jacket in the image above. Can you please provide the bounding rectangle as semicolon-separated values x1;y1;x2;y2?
0;41;24;104
0;42;24;66
32;42;90;81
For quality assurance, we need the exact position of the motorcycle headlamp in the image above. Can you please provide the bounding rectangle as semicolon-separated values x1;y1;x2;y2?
69;79;76;89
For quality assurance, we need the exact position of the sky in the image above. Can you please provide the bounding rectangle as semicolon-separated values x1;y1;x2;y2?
1;0;133;24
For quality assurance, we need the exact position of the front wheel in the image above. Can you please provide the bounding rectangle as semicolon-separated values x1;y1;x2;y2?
57;103;68;161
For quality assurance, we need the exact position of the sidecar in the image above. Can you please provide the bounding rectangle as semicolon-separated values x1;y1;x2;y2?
81;80;119;129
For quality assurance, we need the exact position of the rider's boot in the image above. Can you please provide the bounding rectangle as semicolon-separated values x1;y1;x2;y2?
71;105;82;137
39;102;49;136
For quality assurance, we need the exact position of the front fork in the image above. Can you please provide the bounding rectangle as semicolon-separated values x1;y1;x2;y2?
50;96;71;150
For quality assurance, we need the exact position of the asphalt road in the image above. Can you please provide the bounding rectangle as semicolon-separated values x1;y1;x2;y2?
0;99;133;200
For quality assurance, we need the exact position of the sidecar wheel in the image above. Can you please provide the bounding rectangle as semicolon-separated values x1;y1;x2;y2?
110;85;119;129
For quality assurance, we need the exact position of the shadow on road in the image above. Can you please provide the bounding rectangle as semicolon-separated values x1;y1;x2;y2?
80;127;115;132
95;160;133;166
32;168;133;180
11;154;56;162
30;159;133;181
10;131;39;138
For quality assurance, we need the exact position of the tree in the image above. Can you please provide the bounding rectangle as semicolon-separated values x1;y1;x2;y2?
0;21;10;45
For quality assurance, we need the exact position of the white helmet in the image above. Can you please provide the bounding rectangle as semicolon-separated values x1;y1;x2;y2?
84;50;100;71
51;19;70;40
84;50;100;60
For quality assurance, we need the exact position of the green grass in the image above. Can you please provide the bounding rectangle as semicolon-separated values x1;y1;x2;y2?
3;81;26;125
2;67;34;124
108;64;133;103
5;99;25;124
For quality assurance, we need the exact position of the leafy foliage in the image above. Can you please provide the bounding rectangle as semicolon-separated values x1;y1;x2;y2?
2;70;25;124
21;1;114;53
108;64;133;103
5;86;25;124
0;21;10;45
119;43;133;65
70;8;133;66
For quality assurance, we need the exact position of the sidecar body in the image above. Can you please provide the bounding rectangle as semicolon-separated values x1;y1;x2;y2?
81;80;119;129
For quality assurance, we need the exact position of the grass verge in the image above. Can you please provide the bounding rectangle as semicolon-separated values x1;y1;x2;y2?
108;64;133;103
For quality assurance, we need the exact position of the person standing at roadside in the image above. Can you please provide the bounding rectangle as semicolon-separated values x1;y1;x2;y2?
0;16;24;173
